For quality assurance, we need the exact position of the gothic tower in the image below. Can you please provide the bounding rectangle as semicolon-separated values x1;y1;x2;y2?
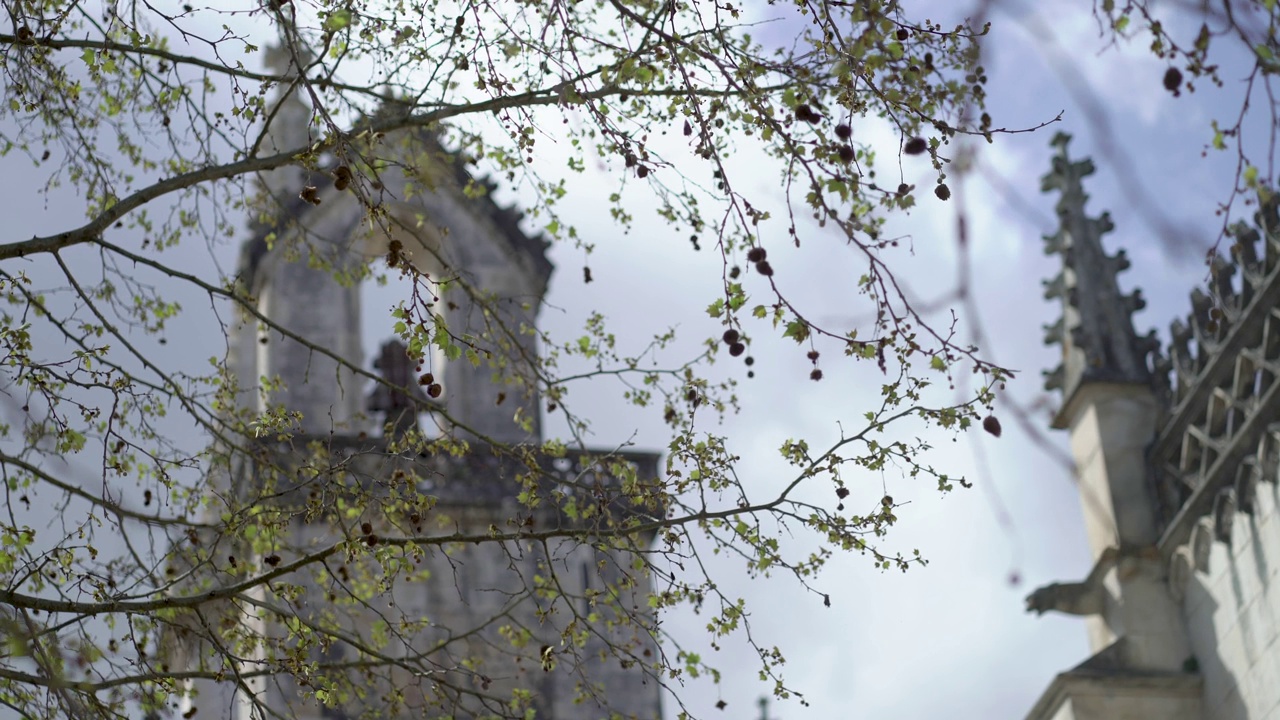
177;45;664;720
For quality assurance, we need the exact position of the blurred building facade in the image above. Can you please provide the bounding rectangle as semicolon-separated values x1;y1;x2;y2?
1026;133;1280;719
175;46;663;720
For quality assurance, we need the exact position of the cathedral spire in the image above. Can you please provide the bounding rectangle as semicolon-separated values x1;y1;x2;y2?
1041;132;1156;428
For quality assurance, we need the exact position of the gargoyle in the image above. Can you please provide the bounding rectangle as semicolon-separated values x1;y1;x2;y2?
1025;580;1104;617
1025;545;1121;617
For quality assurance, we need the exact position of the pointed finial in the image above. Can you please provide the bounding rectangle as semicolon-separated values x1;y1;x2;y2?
1039;135;1155;428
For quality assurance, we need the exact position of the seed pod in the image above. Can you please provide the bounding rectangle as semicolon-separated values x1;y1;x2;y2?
795;103;821;123
983;415;1002;438
333;165;352;191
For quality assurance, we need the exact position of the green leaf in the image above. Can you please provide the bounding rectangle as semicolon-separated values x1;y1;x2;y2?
726;283;747;311
322;9;352;32
782;320;809;343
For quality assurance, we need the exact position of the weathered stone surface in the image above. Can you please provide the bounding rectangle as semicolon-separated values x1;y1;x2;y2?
1040;133;1155;427
1024;670;1202;720
1029;134;1280;720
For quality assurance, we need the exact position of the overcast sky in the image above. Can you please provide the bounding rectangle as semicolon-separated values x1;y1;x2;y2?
0;0;1262;719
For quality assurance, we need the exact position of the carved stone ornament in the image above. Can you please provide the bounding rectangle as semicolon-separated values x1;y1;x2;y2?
1213;487;1237;545
1262;424;1280;483
1038;132;1153;406
1168;546;1194;604
366;339;430;435
1235;459;1259;515
1190;517;1214;573
1025;580;1104;617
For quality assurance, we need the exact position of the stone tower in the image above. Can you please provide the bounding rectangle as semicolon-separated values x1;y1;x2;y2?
1025;133;1280;719
177;46;664;720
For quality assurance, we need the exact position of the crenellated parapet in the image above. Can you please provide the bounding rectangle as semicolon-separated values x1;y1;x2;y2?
237;435;662;525
1041;133;1158;428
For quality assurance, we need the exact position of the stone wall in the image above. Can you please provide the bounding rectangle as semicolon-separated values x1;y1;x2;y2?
1176;474;1280;719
